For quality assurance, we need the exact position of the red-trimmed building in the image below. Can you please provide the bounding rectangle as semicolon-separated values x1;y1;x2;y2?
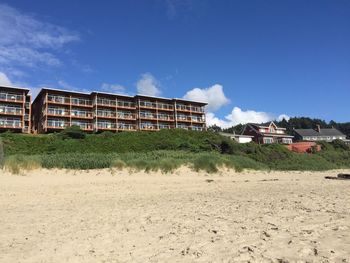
0;86;31;133
242;122;294;144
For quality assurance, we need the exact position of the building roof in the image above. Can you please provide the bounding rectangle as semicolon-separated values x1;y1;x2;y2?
248;122;286;130
294;128;345;137
0;85;30;93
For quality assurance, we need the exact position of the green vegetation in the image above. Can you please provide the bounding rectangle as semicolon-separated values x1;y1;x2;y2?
1;129;350;174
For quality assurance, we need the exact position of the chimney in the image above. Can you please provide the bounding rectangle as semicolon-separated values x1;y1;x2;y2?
316;125;321;133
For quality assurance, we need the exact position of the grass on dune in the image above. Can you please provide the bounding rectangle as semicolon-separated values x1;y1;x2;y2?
3;151;267;174
1;129;350;174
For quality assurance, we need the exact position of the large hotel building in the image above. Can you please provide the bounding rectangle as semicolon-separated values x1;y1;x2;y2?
0;86;206;133
0;86;32;133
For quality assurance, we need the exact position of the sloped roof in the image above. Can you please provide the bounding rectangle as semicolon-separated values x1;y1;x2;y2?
294;128;345;137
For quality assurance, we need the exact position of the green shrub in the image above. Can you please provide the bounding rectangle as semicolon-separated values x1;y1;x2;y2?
59;125;86;139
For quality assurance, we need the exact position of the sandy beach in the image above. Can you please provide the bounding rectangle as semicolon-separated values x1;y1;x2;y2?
0;168;349;263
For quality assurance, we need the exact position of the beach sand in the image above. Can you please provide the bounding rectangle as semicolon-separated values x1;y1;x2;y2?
0;168;349;262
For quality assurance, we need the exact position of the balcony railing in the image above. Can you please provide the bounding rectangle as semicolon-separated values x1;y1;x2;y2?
0;107;23;115
139;101;157;109
71;98;92;107
117;113;136;119
96;110;116;118
71;122;93;130
47;108;70;116
96;98;116;107
177;115;192;122
140;113;157;119
0;119;22;128
157;103;174;110
159;124;173;129
117;123;136;130
118;101;135;108
176;105;205;113
47;120;69;128
0;93;24;103
47;95;70;104
158;114;174;121
140;123;159;130
71;110;93;118
97;122;117;129
191;117;205;123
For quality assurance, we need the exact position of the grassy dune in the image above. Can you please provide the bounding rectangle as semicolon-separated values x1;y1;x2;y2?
1;129;350;174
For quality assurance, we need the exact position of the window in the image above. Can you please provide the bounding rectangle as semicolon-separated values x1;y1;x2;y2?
263;138;274;144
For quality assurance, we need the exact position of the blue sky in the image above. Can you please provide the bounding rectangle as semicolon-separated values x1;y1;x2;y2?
0;0;349;127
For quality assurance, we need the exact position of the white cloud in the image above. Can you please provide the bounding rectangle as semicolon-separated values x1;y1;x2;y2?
0;4;79;68
101;83;126;93
206;107;290;128
183;84;230;112
0;72;12;86
136;73;161;96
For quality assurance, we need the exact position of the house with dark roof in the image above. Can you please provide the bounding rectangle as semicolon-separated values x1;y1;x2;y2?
242;122;294;144
294;125;347;142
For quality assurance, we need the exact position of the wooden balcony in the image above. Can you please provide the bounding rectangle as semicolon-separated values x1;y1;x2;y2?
0;109;23;116
0;97;24;104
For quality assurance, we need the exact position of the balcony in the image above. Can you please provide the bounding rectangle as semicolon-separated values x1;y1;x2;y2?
96;110;117;119
139;101;157;109
140;113;157;120
140;123;159;131
117;113;136;120
0;106;23;116
159;124;174;129
191;117;205;123
71;122;93;131
117;123;136;130
176;105;205;113
47;95;70;105
158;114;174;121
47;108;70;117
96;122;117;130
177;115;192;122
117;101;135;109
46;120;69;129
96;98;116;107
71;98;92;107
0;93;24;103
157;103;174;111
71;110;93;119
0;119;22;129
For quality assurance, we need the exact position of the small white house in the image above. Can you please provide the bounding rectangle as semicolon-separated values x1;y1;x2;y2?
219;132;254;144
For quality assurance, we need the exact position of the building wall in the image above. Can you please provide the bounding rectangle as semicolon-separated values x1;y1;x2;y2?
0;87;31;133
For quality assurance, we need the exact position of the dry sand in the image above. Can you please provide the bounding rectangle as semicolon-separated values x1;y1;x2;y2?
0;168;350;263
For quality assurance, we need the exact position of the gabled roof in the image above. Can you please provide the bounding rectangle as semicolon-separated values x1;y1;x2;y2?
248;122;286;130
294;128;345;137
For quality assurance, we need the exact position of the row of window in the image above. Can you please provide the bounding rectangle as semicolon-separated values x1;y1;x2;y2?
263;137;293;144
303;136;346;141
0;118;22;127
46;95;205;112
0;92;25;102
0;105;23;114
45;119;204;131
